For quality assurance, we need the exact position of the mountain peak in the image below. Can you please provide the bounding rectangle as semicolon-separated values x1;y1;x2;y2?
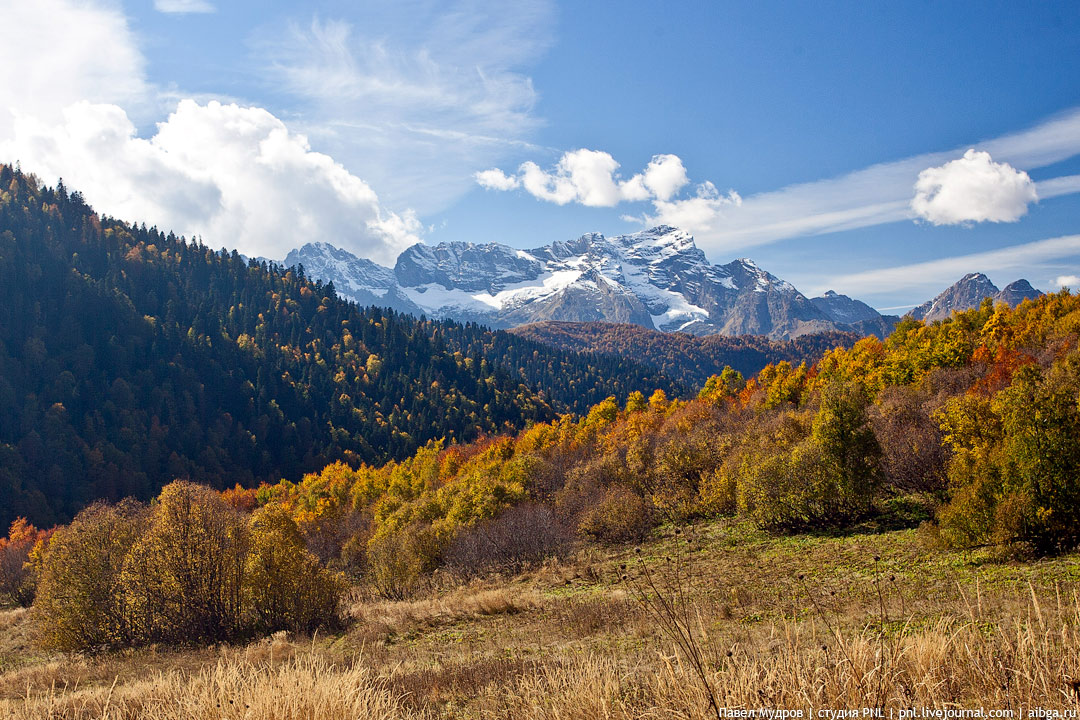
996;279;1042;307
284;229;899;340
909;273;1041;322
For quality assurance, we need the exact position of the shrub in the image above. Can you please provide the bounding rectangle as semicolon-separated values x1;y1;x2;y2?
443;503;572;577
871;385;949;494
120;480;250;644
650;420;725;521
736;388;881;531
810;380;883;509
698;463;738;516
0;518;50;607
937;353;1080;552
245;504;347;633
33;500;147;651
737;433;837;530
366;523;443;599
577;487;653;543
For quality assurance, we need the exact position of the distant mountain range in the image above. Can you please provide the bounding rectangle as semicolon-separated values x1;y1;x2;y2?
284;227;1043;341
909;273;1041;322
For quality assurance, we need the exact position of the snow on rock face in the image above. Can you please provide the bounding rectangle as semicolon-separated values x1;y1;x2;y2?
394;241;544;293
281;227;892;339
284;242;396;295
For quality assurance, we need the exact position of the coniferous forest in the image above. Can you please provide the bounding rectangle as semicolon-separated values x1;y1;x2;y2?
0;166;680;527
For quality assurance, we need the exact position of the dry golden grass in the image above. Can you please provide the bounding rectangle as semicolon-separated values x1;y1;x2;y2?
3;518;1080;717
353;585;541;631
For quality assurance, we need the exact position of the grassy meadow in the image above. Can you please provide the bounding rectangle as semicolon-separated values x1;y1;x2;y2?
2;512;1078;718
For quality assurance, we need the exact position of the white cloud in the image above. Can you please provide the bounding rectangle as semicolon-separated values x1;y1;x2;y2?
1055;275;1080;289
1038;174;1080;199
911;149;1037;225
814;234;1080;298
154;0;215;13
641;108;1080;256
482;149;720;218
0;0;149;138
260;3;555;212
0;0;425;264
642;182;742;234
640;153;690;201
0;100;421;264
517;149;646;207
475;168;520;191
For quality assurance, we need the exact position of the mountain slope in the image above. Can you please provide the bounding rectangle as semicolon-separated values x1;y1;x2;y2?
286;228;897;340
811;290;899;338
995;279;1042;307
0;167;680;527
909;273;1043;322
510;321;858;389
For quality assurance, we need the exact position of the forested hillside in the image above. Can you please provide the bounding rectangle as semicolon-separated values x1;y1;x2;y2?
510;320;858;388
0;167;679;527
198;290;1080;598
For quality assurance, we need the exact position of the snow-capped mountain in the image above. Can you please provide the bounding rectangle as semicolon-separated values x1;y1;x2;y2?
284;227;897;340
282;242;423;316
909;273;1042;322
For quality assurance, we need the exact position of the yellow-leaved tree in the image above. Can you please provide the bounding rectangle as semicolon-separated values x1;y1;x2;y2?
34;500;147;651
120;481;249;645
245;503;346;633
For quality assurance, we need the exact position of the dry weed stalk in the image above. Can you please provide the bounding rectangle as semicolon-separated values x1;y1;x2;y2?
619;526;721;720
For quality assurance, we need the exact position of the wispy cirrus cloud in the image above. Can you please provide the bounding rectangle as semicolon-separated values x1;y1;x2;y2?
692;109;1080;255
258;1;556;213
813;234;1080;299
154;0;215;14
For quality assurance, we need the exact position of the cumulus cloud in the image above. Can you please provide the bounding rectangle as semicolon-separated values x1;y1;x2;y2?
154;0;216;13
0;100;421;264
1055;275;1080;289
517;149;635;206
0;0;426;264
643;182;742;234
475;168;520;191
640;154;690;201
911;149;1038;225
480;150;714;213
0;0;149;138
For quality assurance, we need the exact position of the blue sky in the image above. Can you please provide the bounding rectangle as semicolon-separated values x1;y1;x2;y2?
2;1;1079;310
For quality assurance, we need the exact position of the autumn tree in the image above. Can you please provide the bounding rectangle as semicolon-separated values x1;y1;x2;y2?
34;500;147;651
120;481;249;644
244;504;346;633
0;518;51;607
937;351;1080;552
